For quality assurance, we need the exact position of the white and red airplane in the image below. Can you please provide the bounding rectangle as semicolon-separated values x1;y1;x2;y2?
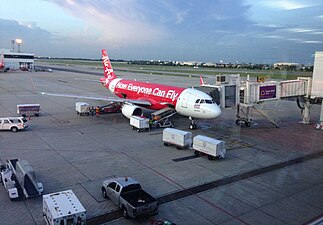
41;49;221;129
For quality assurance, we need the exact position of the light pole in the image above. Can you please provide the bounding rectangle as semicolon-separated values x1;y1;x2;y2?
15;39;22;52
11;40;15;52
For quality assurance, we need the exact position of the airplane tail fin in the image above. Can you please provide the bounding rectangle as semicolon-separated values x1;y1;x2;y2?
199;76;205;86
0;50;4;68
102;49;117;80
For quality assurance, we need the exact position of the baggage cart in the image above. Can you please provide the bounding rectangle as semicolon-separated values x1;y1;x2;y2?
17;104;40;117
163;128;192;149
130;116;150;132
75;102;90;116
193;135;226;160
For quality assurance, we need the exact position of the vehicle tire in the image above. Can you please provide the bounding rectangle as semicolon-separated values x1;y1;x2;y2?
176;146;182;150
35;114;39;117
245;121;251;127
189;124;194;130
163;142;169;146
11;127;18;132
122;206;129;219
194;150;200;157
76;111;79;115
101;188;108;198
208;155;215;160
235;119;241;126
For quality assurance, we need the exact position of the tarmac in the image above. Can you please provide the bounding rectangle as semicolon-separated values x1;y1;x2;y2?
0;66;322;225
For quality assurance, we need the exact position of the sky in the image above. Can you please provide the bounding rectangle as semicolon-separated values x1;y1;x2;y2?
0;0;323;64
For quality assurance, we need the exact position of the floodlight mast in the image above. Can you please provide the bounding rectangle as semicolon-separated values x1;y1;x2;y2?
15;39;22;52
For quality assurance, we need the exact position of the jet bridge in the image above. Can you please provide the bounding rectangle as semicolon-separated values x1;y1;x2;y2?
200;72;321;128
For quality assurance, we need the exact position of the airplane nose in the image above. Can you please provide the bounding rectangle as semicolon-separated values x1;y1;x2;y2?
209;104;222;118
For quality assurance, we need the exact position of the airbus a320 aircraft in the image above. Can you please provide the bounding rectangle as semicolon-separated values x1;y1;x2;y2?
41;49;221;129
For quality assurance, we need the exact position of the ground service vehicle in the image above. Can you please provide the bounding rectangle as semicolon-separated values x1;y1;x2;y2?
43;190;86;225
193;135;226;160
101;177;159;219
0;117;28;132
0;159;43;199
17;104;40;117
163;128;192;149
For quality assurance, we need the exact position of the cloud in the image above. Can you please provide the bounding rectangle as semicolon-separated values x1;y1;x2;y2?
261;0;313;10
47;0;168;48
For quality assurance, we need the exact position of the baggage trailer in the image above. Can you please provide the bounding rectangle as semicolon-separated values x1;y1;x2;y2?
75;102;90;116
163;128;192;149
43;190;86;225
193;135;226;160
130;116;150;132
17;104;40;117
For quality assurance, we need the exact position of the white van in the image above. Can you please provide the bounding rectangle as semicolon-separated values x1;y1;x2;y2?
0;117;28;132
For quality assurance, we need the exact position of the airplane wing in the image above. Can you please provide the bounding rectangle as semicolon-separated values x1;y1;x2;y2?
38;91;152;106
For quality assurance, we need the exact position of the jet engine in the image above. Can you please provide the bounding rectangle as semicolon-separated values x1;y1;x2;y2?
121;104;143;118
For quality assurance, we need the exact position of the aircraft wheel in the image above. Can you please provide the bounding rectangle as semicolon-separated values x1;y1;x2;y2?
101;188;108;198
245;121;251;127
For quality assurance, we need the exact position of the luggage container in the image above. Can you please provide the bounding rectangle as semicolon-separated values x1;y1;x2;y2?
75;102;90;116
193;135;226;160
130;116;150;132
17;104;40;117
163;128;192;149
43;190;86;225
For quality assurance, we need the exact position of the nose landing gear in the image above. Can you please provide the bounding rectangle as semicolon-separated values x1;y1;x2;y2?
189;117;197;130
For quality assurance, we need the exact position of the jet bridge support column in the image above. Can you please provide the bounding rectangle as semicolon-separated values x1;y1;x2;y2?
315;103;323;130
302;98;311;124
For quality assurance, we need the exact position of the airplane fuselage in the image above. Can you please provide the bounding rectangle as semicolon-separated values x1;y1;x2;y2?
103;77;221;119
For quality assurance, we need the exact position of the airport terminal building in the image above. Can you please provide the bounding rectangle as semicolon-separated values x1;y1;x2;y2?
1;49;34;71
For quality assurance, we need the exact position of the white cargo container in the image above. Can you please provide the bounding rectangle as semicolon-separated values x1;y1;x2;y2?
75;102;90;116
43;190;86;225
130;116;150;132
17;104;40;117
193;135;226;160
163;128;192;149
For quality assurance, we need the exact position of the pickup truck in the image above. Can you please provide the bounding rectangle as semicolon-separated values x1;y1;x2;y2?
101;177;159;219
0;117;28;132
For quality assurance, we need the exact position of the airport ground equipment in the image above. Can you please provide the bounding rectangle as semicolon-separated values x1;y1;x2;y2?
0;117;28;132
75;102;90;116
130;116;150;132
43;190;86;225
150;107;176;128
0;159;43;199
101;177;159;219
163;128;192;149
193;135;226;160
17;104;40;117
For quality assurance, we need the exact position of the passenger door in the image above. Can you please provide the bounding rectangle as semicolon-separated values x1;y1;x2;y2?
2;119;11;130
107;182;119;204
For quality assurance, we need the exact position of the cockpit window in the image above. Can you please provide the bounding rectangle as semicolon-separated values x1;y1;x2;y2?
205;99;213;104
200;99;205;104
195;99;200;103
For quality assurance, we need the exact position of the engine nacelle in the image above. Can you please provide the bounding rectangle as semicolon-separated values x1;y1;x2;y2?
121;104;143;119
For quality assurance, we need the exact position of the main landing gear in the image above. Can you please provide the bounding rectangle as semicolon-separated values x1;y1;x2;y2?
189;117;197;130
